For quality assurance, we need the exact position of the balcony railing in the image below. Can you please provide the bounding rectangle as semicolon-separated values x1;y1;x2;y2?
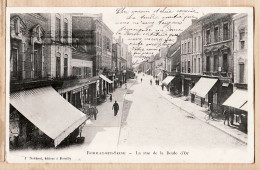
203;71;232;78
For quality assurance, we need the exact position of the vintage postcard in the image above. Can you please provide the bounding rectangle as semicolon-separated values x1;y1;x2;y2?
5;7;254;163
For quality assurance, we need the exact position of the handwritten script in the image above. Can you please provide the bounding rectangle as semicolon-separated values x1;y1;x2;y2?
114;7;200;63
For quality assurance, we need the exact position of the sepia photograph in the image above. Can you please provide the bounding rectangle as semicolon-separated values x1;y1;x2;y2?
5;7;254;163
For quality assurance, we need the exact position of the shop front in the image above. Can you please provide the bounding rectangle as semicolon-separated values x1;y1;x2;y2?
180;74;199;98
57;76;99;109
190;77;218;110
108;72;116;92
9;86;87;148
169;75;182;96
162;76;175;92
222;89;248;132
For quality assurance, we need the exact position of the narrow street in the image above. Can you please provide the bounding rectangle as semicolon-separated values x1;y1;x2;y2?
117;74;246;150
9;74;247;162
80;73;246;150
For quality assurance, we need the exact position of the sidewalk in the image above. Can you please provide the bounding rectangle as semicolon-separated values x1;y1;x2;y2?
82;79;136;150
147;75;248;144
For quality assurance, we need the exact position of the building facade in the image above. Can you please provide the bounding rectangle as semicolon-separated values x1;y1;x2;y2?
200;13;235;111
223;13;248;132
233;13;248;89
165;37;181;95
9;13;88;148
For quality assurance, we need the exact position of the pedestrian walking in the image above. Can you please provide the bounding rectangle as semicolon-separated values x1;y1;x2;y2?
150;79;152;85
223;109;230;126
112;101;119;116
161;84;164;90
120;80;122;87
141;78;142;83
208;103;214;120
89;106;98;120
109;94;112;102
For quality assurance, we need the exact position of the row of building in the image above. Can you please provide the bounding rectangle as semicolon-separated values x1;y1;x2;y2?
9;13;133;148
139;13;249;132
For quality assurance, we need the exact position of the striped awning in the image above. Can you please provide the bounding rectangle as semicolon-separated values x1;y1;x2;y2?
10;86;87;147
223;89;248;110
162;76;175;85
190;78;218;98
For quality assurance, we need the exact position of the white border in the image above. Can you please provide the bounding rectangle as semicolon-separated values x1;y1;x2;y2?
5;7;254;163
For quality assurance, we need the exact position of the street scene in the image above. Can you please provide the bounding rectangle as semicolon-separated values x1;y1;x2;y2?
7;8;253;163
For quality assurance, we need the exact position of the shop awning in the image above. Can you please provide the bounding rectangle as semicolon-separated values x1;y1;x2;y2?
222;89;248;110
190;77;218;98
10;86;87;147
162;76;175;85
100;74;113;84
58;76;99;94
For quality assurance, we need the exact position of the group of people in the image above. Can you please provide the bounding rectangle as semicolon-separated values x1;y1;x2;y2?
83;97;120;120
207;103;234;126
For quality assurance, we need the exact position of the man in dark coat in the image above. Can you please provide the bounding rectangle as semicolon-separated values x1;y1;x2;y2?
112;101;119;116
223;109;230;126
208;103;214;120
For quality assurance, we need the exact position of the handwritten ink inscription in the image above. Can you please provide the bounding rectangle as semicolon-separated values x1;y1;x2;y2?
114;7;200;63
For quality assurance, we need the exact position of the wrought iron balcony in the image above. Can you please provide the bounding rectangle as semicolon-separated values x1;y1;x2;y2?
203;71;232;78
